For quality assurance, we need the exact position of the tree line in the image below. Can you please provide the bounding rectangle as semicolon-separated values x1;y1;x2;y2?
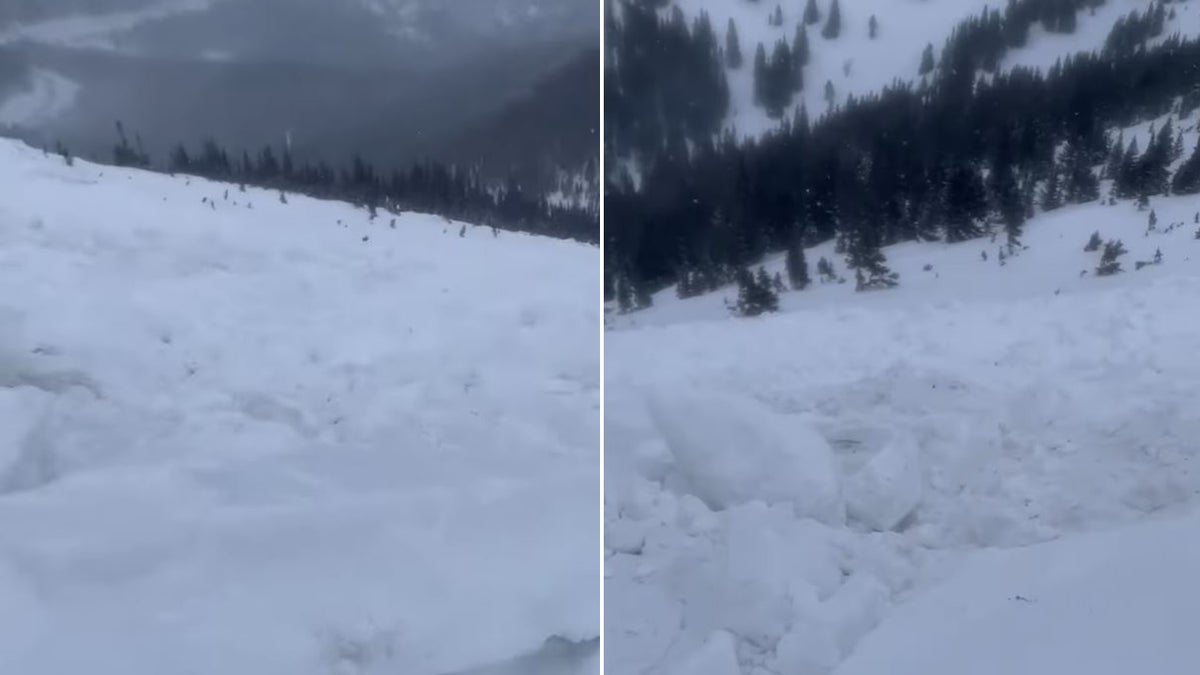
605;0;1200;305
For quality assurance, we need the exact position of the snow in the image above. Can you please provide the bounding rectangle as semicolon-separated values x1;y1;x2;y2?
646;389;843;524
843;431;922;532
836;510;1200;675
606;176;1200;672
0;138;599;675
656;0;1200;140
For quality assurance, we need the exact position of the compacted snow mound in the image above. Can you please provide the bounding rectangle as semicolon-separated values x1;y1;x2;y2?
843;432;923;532
646;389;843;524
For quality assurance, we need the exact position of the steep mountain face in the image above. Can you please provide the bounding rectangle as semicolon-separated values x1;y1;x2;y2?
447;48;601;202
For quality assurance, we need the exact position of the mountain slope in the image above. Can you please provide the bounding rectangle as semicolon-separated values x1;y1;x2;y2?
0;138;599;675
651;0;1198;139
607;185;1200;674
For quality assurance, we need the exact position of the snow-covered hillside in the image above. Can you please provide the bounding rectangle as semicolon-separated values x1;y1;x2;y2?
0;139;599;675
605;150;1200;673
657;0;1198;139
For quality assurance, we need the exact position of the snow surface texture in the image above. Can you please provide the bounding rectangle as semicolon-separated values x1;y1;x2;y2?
605;141;1200;672
0;139;599;675
659;0;1198;140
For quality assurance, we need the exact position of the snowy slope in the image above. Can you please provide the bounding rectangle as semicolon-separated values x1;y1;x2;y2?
0;139;599;675
658;0;1198;139
605;144;1200;672
834;509;1200;675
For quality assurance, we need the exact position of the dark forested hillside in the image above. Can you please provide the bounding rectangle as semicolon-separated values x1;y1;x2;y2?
605;0;1200;305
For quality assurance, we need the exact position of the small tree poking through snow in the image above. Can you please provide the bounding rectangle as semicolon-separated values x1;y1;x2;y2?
1084;231;1102;252
1096;239;1127;276
731;267;780;317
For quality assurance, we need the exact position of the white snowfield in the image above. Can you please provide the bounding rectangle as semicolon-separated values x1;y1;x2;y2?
606;180;1200;671
0;139;599;675
662;0;1197;139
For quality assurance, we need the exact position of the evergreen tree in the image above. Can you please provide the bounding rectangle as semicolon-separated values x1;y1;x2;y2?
1084;231;1102;252
944;164;989;241
803;0;821;25
919;43;936;75
869;15;878;39
816;256;837;283
989;133;1025;248
784;230;811;290
733;266;780;316
1040;167;1063;211
770;5;784;27
1096;239;1127;276
726;18;743;68
753;43;769;107
1062;141;1100;204
793;23;810;69
1171;134;1200;195
822;0;842;39
616;274;634;313
847;216;898;290
1137;119;1174;196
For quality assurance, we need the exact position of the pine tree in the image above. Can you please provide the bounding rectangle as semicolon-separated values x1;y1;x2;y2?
919;43;936;75
847;218;898;290
1096;239;1127;276
784;230;811;290
822;0;842;39
770;5;784;27
944;164;988;241
635;279;654;310
726;18;743;68
1170;134;1200;195
868;15;878;39
804;0;821;25
989;135;1025;249
793;23;810;69
1040;167;1063;211
816;256;837;283
1062;141;1100;204
733;267;780;316
753;43;769;107
1084;231;1102;252
616;275;633;313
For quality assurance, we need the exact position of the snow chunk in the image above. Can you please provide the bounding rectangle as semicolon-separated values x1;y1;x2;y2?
666;630;741;675
844;432;923;532
646;389;843;524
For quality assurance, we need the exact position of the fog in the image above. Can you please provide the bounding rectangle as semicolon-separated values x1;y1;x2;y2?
0;0;598;187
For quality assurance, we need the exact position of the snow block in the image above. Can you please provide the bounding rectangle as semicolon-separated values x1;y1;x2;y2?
844;432;923;531
646;389;844;525
666;630;742;675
